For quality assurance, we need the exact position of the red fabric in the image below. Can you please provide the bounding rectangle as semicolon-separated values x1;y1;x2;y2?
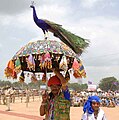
47;75;61;86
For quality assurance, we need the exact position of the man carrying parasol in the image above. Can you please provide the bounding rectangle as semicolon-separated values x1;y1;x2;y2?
40;68;70;120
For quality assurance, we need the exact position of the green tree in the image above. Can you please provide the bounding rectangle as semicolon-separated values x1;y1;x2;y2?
68;83;80;91
98;77;119;91
12;82;28;89
68;83;88;91
12;82;21;88
79;83;88;90
28;80;43;89
0;80;12;87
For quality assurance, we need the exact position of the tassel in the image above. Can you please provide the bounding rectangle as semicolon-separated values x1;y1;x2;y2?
49;74;51;78
73;70;82;78
31;73;38;83
12;70;17;79
38;74;40;78
19;71;25;83
65;70;70;82
42;73;47;83
39;54;45;69
27;73;30;77
69;69;72;73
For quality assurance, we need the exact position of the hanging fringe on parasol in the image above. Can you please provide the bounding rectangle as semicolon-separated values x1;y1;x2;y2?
4;59;17;79
31;73;38;83
42;73;47;83
15;58;21;74
72;58;86;78
65;70;70;82
26;54;35;71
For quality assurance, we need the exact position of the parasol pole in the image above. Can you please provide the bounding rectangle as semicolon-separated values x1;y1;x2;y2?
45;68;48;89
45;37;52;91
45;38;49;89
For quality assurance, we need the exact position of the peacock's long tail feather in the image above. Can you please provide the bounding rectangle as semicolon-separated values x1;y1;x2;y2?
44;19;89;54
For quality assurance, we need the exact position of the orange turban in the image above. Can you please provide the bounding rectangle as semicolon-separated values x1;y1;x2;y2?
47;75;61;87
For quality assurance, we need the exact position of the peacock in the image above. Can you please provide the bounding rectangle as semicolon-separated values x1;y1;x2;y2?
30;4;89;54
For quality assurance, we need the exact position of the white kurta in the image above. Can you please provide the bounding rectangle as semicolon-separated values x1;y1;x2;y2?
81;108;107;120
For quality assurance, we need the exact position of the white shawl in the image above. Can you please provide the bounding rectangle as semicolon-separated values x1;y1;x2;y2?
81;108;107;120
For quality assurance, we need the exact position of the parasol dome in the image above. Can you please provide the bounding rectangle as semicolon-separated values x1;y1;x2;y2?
13;40;78;59
4;39;87;82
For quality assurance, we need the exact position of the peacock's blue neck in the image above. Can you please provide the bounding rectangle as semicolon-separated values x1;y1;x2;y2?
32;7;38;22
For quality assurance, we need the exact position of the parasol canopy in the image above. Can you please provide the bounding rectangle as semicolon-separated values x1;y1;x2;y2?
13;40;77;58
4;39;87;82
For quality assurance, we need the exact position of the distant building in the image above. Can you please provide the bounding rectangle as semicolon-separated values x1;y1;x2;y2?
40;85;47;90
88;84;97;91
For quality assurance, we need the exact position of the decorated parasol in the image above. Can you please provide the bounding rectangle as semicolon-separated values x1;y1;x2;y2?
4;39;87;83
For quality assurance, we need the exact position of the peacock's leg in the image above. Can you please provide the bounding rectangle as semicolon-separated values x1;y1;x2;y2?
46;32;49;39
44;33;47;40
44;31;49;40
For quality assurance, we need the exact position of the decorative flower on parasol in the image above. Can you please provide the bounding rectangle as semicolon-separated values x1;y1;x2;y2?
4;39;87;83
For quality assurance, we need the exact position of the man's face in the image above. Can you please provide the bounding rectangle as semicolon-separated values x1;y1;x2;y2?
50;85;61;95
91;101;100;111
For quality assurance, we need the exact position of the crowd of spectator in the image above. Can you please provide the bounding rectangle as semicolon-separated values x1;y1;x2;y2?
70;90;119;108
0;86;119;109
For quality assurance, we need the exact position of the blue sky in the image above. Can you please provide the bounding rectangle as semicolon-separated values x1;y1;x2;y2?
0;0;119;85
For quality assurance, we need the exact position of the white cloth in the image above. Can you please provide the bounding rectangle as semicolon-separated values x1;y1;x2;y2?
81;108;107;120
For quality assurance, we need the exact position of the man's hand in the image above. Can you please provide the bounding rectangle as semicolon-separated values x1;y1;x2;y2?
41;90;49;103
51;68;59;72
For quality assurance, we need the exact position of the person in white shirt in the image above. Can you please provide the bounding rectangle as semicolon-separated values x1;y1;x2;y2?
81;95;107;120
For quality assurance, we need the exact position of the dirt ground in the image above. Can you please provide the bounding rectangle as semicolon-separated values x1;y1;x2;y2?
0;96;119;120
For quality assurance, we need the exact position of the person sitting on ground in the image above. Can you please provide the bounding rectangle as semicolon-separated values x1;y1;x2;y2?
81;95;107;120
40;68;70;120
108;98;116;107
